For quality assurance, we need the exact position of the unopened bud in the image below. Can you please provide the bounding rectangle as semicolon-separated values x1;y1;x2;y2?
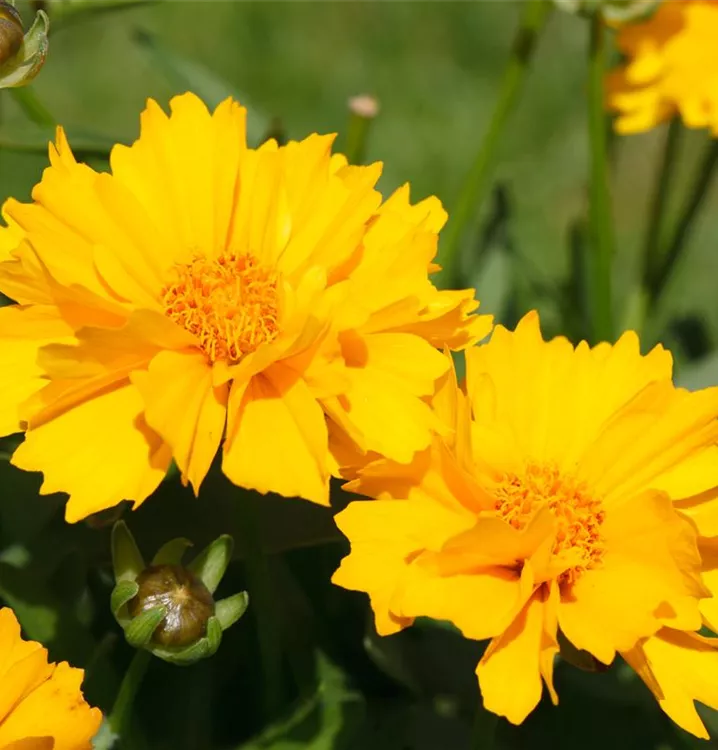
0;1;48;89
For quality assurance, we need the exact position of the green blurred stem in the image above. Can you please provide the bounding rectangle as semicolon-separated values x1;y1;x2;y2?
622;118;682;333
98;649;150;749
438;0;551;289
586;14;615;344
344;106;376;166
470;702;498;750
648;136;718;311
237;494;284;720
8;86;54;127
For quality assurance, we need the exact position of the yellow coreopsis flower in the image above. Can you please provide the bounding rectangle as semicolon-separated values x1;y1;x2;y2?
0;607;102;748
606;0;718;134
332;312;718;738
0;92;491;522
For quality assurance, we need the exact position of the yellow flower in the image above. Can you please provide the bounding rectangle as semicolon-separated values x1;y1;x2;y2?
606;0;718;134
0;92;490;522
332;312;718;738
0;607;102;749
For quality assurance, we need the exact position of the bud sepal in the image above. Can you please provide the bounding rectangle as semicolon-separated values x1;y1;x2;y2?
0;1;49;89
110;522;249;666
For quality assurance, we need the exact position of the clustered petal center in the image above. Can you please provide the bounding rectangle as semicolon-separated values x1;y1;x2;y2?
493;462;606;585
162;251;281;363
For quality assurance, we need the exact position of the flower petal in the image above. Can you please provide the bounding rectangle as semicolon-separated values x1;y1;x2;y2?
12;383;171;522
622;629;718;740
222;364;329;505
132;350;228;494
477;585;558;725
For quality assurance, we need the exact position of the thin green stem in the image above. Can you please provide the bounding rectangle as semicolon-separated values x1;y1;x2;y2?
586;14;615;344
93;649;150;749
642;118;682;285
8;86;54;127
648;137;718;310
438;0;551;289
622;118;682;333
471;702;498;750
236;492;284;720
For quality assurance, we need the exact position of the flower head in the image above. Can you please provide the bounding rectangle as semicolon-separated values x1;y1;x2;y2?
332;312;718;738
606;0;718;134
111;521;249;665
0;92;491;521
0;606;102;749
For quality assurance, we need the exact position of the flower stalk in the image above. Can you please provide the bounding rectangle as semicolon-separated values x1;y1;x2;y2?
586;12;615;344
438;0;551;289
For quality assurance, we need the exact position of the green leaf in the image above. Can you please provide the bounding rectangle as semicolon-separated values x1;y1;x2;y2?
131;28;270;145
111;580;139;620
112;521;145;583
125;605;166;649
151;537;193;566
239;651;365;750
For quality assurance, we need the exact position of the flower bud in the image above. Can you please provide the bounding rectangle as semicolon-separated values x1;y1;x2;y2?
552;0;658;22
111;522;249;666
0;1;49;89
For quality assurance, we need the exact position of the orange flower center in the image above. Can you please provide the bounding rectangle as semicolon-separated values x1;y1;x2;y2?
493;463;606;586
161;251;281;364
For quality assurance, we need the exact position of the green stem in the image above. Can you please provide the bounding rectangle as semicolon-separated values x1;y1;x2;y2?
622;118;682;333
438;0;551;289
8;86;54;127
344;99;377;166
236;492;284;720
648;137;718;310
471;702;499;750
93;649;150;749
586;14;615;344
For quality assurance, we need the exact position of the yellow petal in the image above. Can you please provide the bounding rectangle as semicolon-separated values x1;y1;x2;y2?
222;365;329;505
477;586;558;725
0;662;101;750
332;495;472;635
0;305;74;436
132;350;227;494
622;629;718;740
12;383;171;522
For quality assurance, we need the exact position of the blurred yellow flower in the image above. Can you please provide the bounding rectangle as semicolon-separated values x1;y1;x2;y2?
0;607;102;749
0;92;490;522
606;0;718;134
333;312;718;737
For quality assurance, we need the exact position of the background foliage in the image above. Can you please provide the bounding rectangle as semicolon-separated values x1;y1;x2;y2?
1;2;717;749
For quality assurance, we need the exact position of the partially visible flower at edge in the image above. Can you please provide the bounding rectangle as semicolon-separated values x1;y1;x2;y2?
606;0;718;134
0;91;492;522
0;606;102;749
332;311;718;738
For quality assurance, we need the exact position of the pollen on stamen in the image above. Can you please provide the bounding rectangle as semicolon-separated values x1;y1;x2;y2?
493;463;606;586
161;251;281;364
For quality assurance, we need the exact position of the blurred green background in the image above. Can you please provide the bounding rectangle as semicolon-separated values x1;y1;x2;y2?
1;2;718;748
3;0;718;378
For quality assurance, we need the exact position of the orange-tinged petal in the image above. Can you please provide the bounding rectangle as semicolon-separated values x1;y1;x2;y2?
323;332;448;463
558;490;704;664
0;306;75;436
222;365;329;505
699;538;718;632
622;629;718;740
332;495;472;635
393;557;533;642
12;383;171;522
132;350;227;494
0;663;102;750
477;586;558;725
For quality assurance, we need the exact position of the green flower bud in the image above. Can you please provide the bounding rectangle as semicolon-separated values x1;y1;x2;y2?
553;0;658;22
110;522;249;666
0;1;49;88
